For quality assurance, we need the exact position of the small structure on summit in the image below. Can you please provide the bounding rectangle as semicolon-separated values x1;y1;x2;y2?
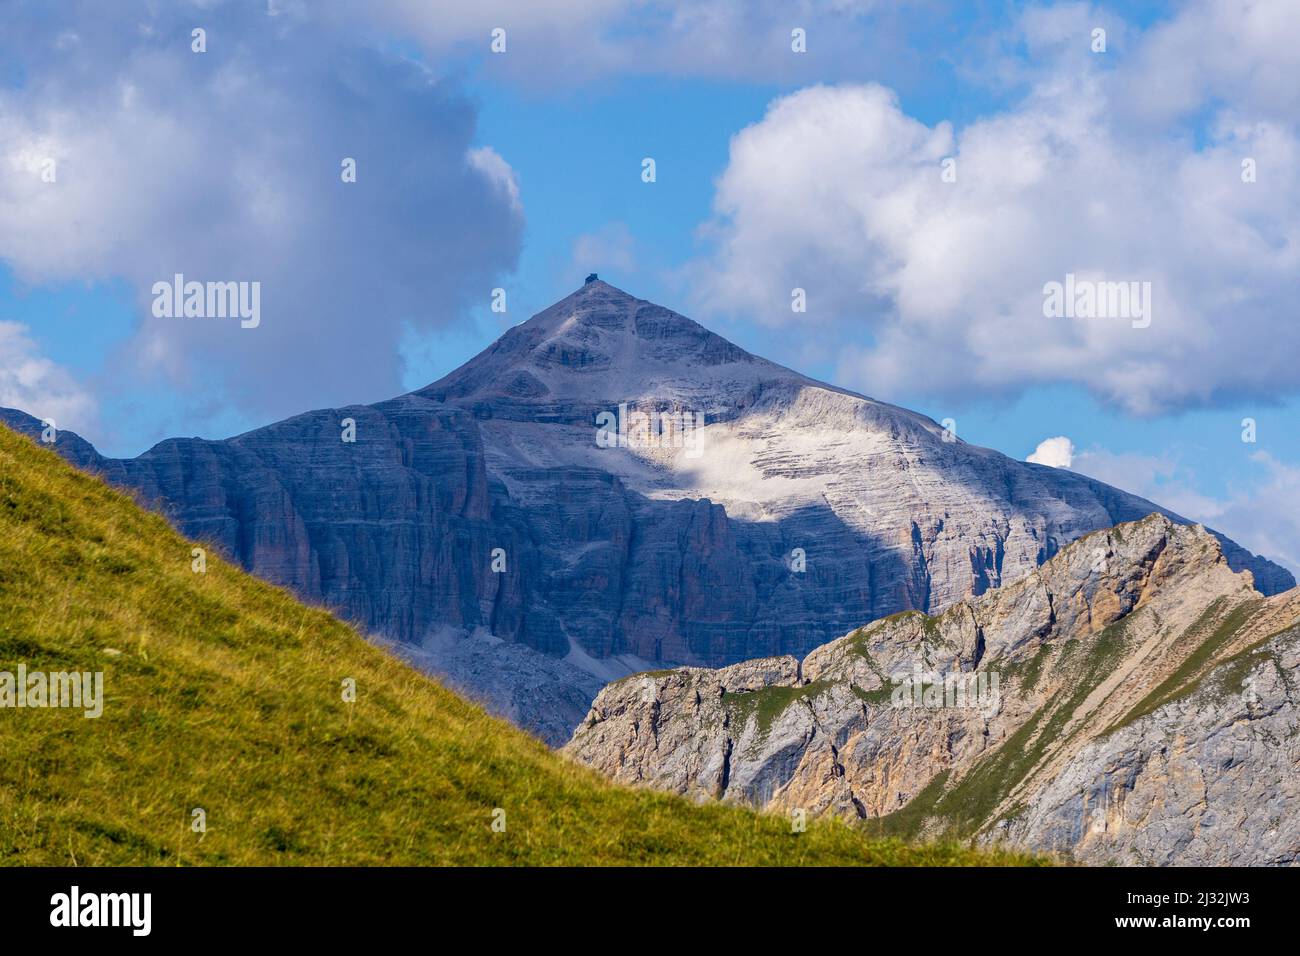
585;273;598;284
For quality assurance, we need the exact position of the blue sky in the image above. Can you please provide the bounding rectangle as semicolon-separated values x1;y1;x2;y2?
1;0;1298;573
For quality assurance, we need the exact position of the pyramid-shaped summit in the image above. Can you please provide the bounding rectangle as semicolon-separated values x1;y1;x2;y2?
1;283;1292;743
418;279;775;410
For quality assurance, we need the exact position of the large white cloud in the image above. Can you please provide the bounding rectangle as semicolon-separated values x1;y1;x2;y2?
0;0;523;438
687;1;1300;416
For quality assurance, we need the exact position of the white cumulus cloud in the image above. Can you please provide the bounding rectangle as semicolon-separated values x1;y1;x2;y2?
1027;436;1075;469
687;1;1300;417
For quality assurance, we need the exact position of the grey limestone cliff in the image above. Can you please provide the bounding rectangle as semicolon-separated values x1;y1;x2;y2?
3;282;1292;744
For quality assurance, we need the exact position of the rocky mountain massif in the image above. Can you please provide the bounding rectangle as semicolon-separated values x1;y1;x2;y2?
565;515;1300;865
3;282;1292;744
0;419;1034;866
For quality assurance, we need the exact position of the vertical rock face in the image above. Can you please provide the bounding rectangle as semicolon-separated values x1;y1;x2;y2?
2;282;1292;744
564;515;1300;865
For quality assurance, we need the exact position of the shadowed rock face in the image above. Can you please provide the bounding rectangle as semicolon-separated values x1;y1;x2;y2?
3;282;1292;744
565;515;1300;865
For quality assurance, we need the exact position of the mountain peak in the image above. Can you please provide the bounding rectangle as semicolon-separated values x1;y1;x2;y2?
521;278;718;339
523;277;646;331
417;282;780;407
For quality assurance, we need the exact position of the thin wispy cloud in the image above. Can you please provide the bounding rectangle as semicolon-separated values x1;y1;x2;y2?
0;321;95;432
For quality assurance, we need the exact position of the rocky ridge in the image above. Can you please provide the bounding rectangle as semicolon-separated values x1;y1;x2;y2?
564;514;1300;864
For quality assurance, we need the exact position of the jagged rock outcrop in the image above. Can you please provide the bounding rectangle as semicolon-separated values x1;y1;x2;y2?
2;282;1292;744
564;514;1300;865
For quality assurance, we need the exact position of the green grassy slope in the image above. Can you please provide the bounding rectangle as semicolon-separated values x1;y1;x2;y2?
0;425;1042;866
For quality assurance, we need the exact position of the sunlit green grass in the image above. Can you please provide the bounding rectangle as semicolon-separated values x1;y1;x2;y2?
0;425;1044;866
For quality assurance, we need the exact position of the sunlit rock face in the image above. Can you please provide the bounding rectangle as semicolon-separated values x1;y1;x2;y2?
566;516;1300;866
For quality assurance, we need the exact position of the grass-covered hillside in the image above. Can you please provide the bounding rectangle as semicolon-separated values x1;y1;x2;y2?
0;424;1042;866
